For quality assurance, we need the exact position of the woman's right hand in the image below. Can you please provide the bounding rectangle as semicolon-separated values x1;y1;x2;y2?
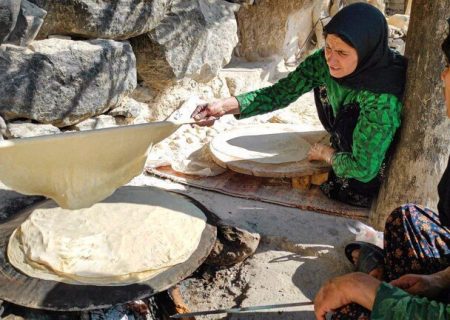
190;97;240;127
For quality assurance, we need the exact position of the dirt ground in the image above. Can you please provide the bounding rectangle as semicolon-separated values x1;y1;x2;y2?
130;174;356;320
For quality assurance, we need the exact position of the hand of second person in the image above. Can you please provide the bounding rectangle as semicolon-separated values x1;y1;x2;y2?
390;273;445;299
314;274;354;320
314;273;380;320
307;143;335;164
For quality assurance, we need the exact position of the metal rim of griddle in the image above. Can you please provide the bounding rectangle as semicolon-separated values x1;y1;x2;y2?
0;187;217;311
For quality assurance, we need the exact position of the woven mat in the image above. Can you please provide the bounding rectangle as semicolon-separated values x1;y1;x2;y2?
146;166;369;221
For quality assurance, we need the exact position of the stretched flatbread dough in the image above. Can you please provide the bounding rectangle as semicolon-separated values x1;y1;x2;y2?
0;121;181;209
8;187;206;286
210;124;312;164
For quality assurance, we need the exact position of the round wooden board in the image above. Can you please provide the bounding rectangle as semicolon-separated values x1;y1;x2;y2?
0;186;217;311
209;125;331;178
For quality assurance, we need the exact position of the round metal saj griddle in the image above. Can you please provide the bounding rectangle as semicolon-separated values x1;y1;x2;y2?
0;186;217;311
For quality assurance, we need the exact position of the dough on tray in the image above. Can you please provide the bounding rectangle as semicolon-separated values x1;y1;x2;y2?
210;124;312;164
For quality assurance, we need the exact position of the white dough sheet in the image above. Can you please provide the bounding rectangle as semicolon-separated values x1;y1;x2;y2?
0;121;181;209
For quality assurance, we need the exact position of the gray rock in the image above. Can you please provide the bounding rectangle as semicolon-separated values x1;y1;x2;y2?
108;97;149;120
0;115;9;139
70;115;118;131
131;0;238;90
0;39;136;127
0;0;21;43
7;121;60;138
389;37;405;55
205;224;260;267
28;0;170;40
225;0;254;4
5;0;46;46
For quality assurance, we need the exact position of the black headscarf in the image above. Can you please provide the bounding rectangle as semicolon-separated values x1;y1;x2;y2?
323;3;407;99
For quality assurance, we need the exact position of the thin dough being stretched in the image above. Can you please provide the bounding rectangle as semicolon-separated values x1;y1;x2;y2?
0;121;181;209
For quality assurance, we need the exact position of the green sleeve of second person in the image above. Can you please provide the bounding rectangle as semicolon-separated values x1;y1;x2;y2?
332;91;402;182
372;282;450;320
235;49;327;119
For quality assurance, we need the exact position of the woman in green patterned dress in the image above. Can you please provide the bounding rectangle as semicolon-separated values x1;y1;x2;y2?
192;3;407;208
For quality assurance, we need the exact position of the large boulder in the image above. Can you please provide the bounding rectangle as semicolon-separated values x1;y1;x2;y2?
131;0;239;91
234;0;325;63
0;0;21;44
0;39;136;127
28;0;170;40
5;0;47;46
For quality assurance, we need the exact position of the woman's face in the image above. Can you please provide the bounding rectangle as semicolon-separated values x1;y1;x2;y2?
325;34;358;78
441;64;450;118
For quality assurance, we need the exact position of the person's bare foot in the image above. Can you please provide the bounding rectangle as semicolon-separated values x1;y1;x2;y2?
351;248;360;264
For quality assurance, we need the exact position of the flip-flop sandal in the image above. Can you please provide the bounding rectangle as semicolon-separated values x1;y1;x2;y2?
345;241;384;274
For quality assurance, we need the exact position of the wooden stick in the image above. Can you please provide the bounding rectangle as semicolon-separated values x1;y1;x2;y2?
405;0;412;15
169;286;196;320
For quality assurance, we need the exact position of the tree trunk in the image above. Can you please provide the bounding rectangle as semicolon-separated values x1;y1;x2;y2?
370;0;450;230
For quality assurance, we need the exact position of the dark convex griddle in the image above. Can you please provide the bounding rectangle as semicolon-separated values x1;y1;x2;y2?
0;186;217;311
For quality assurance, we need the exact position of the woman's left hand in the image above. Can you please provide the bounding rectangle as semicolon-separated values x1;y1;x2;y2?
308;144;336;164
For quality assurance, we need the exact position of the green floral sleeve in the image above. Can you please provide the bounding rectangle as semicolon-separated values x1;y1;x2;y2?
331;92;402;182
235;49;327;119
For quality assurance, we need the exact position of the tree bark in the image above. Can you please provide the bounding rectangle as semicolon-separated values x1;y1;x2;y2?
370;0;450;230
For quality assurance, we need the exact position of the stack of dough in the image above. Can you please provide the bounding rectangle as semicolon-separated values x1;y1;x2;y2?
209;124;312;165
8;187;207;286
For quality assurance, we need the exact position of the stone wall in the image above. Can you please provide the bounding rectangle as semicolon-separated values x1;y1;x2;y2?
0;0;241;136
234;0;320;62
386;0;406;14
0;0;410;138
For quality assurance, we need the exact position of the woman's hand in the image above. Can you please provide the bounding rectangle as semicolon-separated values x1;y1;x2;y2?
314;273;380;320
390;272;447;299
307;143;336;164
190;97;240;127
